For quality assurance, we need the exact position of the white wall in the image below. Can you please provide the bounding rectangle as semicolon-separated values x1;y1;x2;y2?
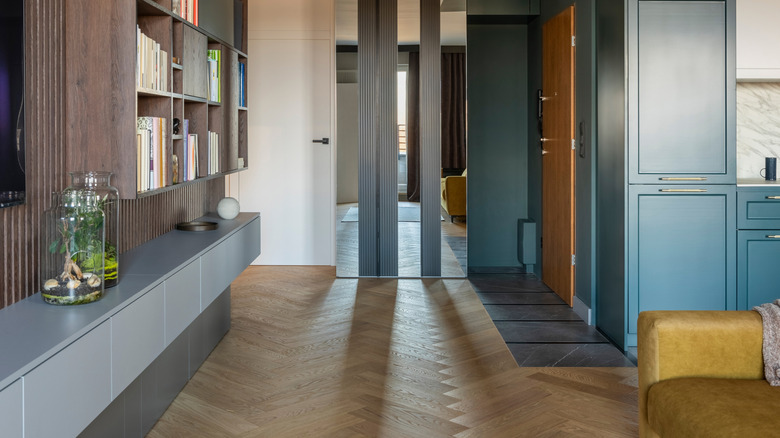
236;0;336;265
336;83;358;203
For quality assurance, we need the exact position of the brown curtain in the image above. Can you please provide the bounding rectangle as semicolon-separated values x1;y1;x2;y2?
406;51;466;202
406;52;421;202
441;52;466;169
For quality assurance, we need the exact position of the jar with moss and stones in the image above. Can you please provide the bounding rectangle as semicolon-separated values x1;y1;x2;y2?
63;172;119;287
39;172;119;305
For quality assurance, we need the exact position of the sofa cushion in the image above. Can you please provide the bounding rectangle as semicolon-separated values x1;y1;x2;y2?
648;377;780;437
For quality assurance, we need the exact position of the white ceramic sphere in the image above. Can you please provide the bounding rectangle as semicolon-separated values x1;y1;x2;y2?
217;197;240;220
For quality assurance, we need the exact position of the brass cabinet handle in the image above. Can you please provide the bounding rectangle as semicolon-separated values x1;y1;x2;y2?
659;189;708;193
659;177;708;181
766;196;780;200
767;235;780;239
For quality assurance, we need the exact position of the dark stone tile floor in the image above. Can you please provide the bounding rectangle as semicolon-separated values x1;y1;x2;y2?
485;304;582;321
508;344;637;367
469;273;635;367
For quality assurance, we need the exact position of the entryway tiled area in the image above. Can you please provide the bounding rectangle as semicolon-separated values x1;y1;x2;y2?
469;274;635;367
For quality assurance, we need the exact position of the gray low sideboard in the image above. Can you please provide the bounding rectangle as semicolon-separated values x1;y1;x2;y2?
0;212;261;438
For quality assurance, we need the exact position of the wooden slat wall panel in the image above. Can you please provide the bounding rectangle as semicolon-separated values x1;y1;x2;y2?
0;1;226;309
0;0;68;309
118;179;224;253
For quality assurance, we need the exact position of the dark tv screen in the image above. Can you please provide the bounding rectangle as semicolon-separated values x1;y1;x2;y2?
0;0;25;208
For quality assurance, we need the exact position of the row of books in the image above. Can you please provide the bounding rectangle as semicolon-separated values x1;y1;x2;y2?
172;0;198;26
239;61;246;107
136;26;168;92
181;119;199;182
207;131;220;175
207;49;221;102
137;117;168;192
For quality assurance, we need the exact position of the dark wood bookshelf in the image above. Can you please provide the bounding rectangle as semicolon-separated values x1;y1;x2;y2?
63;0;248;199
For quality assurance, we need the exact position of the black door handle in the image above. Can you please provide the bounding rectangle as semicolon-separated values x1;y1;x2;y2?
312;138;329;145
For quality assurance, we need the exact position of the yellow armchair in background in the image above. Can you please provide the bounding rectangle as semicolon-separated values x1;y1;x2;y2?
638;310;776;438
441;169;466;222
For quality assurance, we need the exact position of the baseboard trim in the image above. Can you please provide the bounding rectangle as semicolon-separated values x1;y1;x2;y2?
468;266;528;274
573;296;592;325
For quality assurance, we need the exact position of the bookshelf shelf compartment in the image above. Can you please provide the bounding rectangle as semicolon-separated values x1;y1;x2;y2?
137;0;170;16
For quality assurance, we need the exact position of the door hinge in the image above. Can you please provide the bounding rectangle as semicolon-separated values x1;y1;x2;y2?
571;139;576;150
572;36;576;47
572;255;576;266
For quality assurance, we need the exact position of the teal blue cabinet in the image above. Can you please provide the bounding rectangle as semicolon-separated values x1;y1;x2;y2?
627;185;737;338
737;188;780;309
738;231;780;309
596;0;736;349
628;0;735;184
738;190;780;229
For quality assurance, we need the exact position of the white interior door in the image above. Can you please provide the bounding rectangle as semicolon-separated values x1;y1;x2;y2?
239;35;333;265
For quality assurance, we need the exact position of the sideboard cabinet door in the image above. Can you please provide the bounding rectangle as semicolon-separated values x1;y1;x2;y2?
0;379;22;438
24;321;111;438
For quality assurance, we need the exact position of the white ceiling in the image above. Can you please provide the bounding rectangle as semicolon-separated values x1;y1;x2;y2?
335;0;467;46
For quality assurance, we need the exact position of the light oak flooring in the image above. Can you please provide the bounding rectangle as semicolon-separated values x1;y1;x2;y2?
147;266;638;437
336;202;467;278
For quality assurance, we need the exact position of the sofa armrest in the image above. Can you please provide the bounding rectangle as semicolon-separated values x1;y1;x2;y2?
442;176;466;216
443;176;466;197
638;311;764;437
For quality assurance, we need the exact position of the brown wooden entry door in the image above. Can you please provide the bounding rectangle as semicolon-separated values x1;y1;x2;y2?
541;6;575;306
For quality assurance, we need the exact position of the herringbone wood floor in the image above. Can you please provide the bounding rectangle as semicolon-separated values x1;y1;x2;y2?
147;266;638;437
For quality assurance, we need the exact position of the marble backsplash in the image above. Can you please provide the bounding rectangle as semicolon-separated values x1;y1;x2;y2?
737;82;780;179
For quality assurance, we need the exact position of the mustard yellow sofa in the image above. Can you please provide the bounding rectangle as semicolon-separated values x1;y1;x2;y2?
638;311;780;438
441;170;466;222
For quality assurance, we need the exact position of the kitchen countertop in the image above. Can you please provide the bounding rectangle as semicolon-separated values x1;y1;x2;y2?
737;178;780;187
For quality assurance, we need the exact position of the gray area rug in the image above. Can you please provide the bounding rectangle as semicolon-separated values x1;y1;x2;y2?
341;206;443;222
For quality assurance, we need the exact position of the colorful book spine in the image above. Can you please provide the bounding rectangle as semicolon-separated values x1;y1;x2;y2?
207;49;221;102
207;131;219;175
183;119;190;181
208;56;218;102
136;27;168;92
182;0;198;26
239;62;246;107
187;133;198;180
136;116;169;191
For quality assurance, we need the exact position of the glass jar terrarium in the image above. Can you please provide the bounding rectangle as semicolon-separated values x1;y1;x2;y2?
64;171;119;287
40;190;106;305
